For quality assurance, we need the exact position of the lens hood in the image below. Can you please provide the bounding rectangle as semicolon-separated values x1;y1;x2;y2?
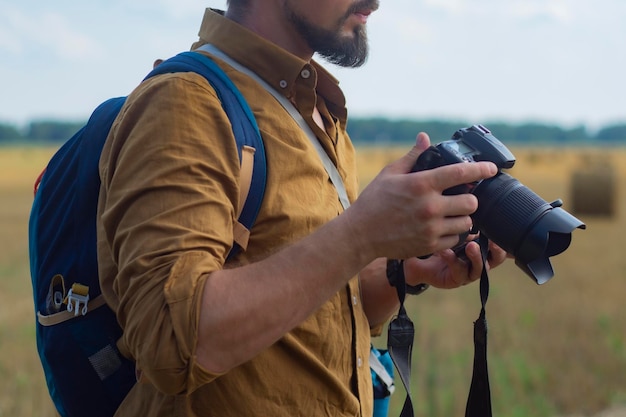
515;207;586;284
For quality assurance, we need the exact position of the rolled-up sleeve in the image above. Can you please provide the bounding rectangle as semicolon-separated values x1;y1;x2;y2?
97;72;241;394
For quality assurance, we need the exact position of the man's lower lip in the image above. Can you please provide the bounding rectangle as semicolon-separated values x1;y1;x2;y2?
353;12;369;24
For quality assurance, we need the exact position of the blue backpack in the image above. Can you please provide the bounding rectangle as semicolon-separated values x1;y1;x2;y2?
28;51;266;417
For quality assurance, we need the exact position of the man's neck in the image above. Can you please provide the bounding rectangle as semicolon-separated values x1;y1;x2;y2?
225;6;314;62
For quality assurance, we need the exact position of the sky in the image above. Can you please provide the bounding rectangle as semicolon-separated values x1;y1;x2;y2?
1;0;625;131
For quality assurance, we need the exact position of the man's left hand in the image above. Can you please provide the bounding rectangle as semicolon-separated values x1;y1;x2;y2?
403;239;509;289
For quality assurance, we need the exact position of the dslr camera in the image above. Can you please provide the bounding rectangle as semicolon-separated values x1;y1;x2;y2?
412;125;585;284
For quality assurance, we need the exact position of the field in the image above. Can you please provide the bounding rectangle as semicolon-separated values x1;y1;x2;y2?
1;144;625;417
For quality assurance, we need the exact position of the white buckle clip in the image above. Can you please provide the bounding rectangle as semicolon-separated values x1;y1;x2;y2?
66;284;90;316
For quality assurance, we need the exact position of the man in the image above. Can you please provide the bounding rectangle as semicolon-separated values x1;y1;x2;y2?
96;1;507;416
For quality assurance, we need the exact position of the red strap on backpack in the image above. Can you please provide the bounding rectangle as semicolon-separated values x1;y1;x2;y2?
34;168;47;196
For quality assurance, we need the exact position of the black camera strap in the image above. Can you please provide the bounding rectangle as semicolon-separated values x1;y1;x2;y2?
386;259;415;417
386;234;493;417
465;234;492;417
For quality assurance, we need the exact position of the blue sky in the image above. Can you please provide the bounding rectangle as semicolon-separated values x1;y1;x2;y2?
1;0;625;131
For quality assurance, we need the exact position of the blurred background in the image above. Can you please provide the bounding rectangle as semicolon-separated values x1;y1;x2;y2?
1;0;625;416
1;144;624;416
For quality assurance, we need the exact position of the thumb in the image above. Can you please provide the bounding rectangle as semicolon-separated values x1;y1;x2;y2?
393;132;432;174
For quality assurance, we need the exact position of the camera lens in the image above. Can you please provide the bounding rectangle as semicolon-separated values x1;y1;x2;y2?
471;173;585;284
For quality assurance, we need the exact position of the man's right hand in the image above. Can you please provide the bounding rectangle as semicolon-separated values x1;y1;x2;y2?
345;132;498;262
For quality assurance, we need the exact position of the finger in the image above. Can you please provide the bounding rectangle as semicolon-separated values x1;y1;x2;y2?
440;215;474;239
428;161;498;192
463;240;485;279
486;242;510;268
442;193;480;217
387;132;431;175
438;248;478;286
415;132;430;151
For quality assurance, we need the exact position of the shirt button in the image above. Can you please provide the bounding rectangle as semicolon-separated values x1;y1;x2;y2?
300;68;311;79
357;356;363;368
352;295;358;306
279;80;288;88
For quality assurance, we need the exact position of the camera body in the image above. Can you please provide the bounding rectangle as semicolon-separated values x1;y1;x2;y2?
412;125;585;284
412;124;515;187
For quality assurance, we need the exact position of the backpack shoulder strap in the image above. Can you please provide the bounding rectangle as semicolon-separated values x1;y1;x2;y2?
146;52;267;258
196;44;350;211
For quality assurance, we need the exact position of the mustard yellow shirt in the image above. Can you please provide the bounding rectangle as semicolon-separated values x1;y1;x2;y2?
97;8;374;417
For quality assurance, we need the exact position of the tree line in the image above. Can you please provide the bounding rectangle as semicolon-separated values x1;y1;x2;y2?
1;118;625;145
344;118;626;145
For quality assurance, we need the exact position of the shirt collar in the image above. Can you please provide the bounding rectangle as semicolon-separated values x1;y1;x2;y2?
191;8;347;115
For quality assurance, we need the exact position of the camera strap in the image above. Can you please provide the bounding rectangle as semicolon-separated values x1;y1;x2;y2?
465;234;493;417
386;259;415;417
386;233;493;417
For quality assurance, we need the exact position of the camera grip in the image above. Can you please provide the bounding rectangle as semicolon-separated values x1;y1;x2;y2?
411;146;444;172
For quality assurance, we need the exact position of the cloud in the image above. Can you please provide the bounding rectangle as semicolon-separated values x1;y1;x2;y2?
505;0;574;24
1;0;624;128
115;0;226;20
418;0;576;24
157;0;222;19
0;7;101;60
372;9;433;45
0;8;30;54
422;0;467;15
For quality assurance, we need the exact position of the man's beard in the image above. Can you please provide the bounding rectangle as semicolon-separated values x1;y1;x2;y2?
285;2;374;68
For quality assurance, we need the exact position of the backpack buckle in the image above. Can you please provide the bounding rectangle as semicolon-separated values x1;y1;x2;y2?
66;283;90;316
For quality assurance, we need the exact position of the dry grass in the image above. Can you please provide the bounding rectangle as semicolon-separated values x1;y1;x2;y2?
358;145;626;416
1;145;625;417
0;146;59;417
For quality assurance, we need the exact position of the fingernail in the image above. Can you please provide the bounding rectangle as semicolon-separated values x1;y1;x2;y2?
416;133;428;148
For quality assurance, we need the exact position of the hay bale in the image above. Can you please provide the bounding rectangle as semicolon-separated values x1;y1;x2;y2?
570;164;617;217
